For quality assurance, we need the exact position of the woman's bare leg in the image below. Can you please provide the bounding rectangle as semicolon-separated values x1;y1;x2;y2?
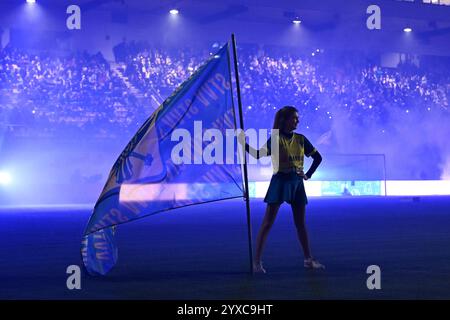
254;203;281;264
291;203;312;259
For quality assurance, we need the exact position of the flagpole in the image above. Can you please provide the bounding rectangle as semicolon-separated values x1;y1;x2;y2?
231;33;254;275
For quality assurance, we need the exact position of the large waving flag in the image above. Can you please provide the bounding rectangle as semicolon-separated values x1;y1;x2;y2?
81;43;244;275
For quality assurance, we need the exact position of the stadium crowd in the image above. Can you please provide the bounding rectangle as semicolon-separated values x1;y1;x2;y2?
1;42;449;138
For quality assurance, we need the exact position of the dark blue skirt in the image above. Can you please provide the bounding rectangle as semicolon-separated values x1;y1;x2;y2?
264;171;308;205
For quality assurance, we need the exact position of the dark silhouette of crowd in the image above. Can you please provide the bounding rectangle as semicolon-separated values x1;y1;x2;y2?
1;42;449;140
0;46;140;138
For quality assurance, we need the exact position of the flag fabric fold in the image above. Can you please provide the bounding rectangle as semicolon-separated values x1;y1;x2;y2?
81;43;244;275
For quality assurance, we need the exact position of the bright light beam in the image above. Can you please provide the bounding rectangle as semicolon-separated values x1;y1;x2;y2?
0;171;12;185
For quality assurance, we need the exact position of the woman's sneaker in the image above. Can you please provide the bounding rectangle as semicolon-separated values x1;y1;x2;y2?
253;261;267;274
304;258;325;269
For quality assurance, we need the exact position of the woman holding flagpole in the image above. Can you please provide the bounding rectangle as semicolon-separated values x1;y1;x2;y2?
239;105;324;273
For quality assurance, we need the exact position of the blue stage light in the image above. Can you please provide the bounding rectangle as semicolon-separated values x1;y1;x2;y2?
26;0;36;4
403;27;412;33
169;9;179;15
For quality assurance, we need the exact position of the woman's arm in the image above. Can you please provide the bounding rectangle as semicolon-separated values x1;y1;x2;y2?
304;151;322;180
238;132;271;160
244;143;270;159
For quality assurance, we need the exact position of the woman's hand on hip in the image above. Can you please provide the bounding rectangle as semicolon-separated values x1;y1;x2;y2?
297;169;309;180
